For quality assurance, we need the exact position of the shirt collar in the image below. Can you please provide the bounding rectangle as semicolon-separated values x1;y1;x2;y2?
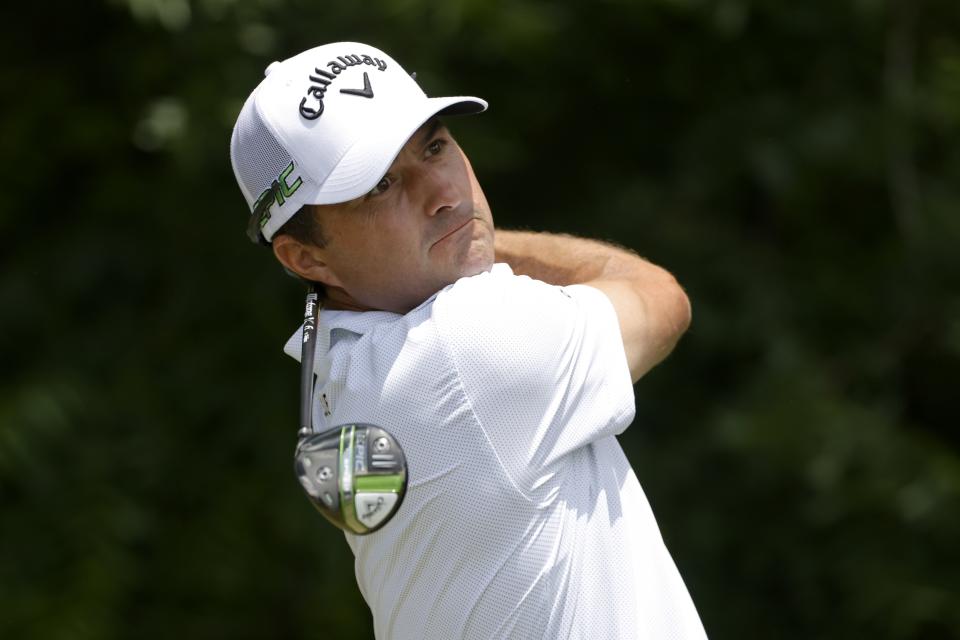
282;308;400;369
282;263;514;371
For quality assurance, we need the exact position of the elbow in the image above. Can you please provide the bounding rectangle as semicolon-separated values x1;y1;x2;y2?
658;273;691;341
673;282;692;338
628;280;691;382
654;277;691;359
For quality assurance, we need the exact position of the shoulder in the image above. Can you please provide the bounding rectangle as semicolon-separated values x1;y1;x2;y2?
435;262;618;331
436;262;608;319
435;264;574;345
432;264;624;387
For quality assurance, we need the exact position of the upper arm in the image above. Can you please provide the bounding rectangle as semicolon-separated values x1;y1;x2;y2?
585;273;692;383
434;270;636;482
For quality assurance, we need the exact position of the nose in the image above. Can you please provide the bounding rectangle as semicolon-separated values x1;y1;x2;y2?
419;165;462;217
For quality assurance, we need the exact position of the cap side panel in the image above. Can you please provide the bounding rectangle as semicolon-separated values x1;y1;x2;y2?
232;103;296;211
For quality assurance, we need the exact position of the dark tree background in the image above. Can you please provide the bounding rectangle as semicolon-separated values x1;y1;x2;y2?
2;0;958;638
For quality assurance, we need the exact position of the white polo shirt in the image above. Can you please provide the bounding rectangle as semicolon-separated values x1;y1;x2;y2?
284;264;706;640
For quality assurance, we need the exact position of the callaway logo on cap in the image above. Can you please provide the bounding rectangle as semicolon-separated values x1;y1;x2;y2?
229;41;487;245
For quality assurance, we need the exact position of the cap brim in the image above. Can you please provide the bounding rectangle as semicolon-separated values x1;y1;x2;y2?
303;96;487;205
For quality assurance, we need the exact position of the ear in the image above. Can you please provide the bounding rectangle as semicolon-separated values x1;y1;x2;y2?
271;235;344;288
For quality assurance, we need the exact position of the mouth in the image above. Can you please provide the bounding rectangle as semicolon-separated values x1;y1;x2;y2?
431;218;474;248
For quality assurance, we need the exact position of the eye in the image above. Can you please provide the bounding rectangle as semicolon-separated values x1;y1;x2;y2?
368;175;393;197
426;138;447;156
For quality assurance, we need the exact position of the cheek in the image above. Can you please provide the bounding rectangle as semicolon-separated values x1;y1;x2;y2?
325;220;386;281
462;158;491;213
354;213;425;277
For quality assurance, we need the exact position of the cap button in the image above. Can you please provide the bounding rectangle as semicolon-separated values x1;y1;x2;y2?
264;61;282;77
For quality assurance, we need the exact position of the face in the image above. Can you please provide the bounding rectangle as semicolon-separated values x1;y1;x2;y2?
295;120;495;313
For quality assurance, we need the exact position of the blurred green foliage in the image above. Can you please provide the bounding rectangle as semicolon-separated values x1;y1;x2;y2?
1;0;958;638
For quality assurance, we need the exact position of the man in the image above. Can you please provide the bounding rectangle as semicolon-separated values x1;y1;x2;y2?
231;41;707;639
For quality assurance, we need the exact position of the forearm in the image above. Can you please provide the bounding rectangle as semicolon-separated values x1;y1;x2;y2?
494;229;660;287
494;229;692;381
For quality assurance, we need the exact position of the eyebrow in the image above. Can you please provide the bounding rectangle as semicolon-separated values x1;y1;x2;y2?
412;118;444;150
364;118;445;200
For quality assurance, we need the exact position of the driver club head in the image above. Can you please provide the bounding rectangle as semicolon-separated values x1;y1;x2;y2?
294;423;407;535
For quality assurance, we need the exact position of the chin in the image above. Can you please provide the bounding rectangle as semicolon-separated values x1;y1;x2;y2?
459;239;495;276
461;256;494;278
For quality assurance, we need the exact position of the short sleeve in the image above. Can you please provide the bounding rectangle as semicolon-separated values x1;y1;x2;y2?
432;266;636;492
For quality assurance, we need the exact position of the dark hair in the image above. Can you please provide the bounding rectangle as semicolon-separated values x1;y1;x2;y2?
274;204;327;248
274;205;328;293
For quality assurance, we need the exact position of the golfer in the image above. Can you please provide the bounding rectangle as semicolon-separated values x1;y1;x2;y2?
231;41;707;639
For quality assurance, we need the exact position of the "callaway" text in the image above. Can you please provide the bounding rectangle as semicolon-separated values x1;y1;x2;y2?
299;53;388;120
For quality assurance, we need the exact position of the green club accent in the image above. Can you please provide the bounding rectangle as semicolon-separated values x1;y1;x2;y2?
338;426;347;513
355;474;405;493
338;425;346;489
340;425;363;532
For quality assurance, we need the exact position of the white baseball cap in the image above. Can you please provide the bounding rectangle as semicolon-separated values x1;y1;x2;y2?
230;41;487;244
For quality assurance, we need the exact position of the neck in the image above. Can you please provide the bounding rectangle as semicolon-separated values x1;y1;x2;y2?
321;286;375;312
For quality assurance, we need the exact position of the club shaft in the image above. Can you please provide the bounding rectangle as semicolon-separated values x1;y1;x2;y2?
299;285;321;434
